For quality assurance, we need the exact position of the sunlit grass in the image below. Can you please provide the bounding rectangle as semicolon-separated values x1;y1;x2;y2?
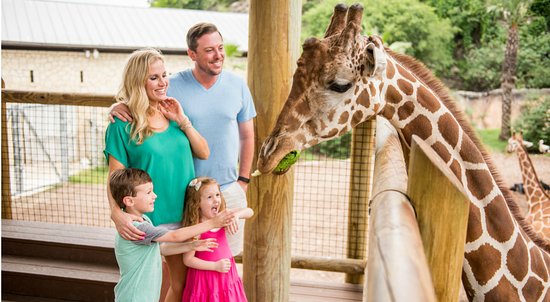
475;128;508;153
69;166;108;184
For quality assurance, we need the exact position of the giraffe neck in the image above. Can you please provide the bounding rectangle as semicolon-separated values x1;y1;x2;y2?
515;142;550;213
371;51;550;300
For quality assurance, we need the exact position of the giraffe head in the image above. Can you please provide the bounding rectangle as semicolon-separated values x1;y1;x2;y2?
257;4;387;174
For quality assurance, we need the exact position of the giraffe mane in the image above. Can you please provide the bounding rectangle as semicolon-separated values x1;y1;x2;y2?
385;47;550;252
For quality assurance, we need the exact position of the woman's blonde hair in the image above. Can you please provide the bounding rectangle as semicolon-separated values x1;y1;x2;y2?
116;48;164;144
183;177;226;227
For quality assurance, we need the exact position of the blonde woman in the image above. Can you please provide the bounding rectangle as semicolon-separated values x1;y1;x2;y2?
105;48;209;302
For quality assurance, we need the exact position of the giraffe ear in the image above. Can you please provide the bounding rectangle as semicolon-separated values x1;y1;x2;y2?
365;42;387;77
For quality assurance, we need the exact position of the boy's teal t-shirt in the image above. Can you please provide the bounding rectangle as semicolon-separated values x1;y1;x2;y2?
114;216;168;302
104;119;195;225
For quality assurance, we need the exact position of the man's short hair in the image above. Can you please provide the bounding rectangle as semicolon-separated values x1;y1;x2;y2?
109;168;152;209
186;22;223;52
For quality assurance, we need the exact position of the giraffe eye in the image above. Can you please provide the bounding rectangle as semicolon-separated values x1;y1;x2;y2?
328;82;352;93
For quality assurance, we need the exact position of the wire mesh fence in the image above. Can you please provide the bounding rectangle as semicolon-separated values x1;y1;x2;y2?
1;91;375;263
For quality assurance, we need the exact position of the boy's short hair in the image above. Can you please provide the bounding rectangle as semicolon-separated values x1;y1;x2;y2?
109;168;152;209
186;22;222;52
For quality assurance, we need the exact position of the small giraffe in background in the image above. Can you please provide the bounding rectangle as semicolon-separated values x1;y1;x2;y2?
257;4;550;301
508;132;550;242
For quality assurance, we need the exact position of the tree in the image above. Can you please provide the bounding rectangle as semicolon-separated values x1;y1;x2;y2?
489;0;532;141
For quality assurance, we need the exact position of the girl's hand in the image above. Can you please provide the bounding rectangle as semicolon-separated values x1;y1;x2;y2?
193;238;219;252
159;97;191;128
225;217;239;235
213;210;236;228
215;258;231;273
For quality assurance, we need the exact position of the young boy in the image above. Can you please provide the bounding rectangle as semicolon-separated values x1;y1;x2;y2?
109;168;234;302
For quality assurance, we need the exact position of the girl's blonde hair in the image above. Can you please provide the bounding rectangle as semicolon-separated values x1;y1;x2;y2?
116;48;164;144
183;177;226;227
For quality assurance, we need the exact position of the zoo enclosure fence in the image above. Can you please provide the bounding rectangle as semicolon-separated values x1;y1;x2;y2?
1;89;375;282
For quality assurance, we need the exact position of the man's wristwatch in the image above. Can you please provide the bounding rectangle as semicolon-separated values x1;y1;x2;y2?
237;176;250;183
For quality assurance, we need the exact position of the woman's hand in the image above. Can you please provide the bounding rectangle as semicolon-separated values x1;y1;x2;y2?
159;97;191;128
212;210;236;228
193;238;219;252
112;209;145;240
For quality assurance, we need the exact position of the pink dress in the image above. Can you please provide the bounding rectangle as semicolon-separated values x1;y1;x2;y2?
182;228;248;302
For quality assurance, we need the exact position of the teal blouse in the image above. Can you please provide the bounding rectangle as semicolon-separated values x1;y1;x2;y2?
104;119;195;225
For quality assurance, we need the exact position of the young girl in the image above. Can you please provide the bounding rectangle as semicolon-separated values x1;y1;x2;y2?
182;177;253;302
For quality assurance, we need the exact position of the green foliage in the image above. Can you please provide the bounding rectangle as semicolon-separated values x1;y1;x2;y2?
69;166;108;184
513;95;550;144
460;38;504;91
224;43;240;57
308;132;352;159
476;128;509;153
517;24;550;88
301;0;455;76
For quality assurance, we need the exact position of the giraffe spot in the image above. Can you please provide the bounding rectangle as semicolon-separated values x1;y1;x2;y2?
459;137;485;164
386;85;402;104
321;128;338;139
369;83;376;96
328;109;336;122
438;113;460;148
386;59;395;79
466;203;483;243
296;134;307;145
507;235;529;281
449;159;462;181
466;243;501;286
397;79;413;96
417;86;440;112
357;90;370;108
432;141;451;163
320;119;327;131
338;126;349;136
344;98;352;105
338;111;349;125
362;78;367;84
522;277;544;301
484;276;520;301
485;195;514;242
373;103;380;113
295;99;311;116
465;169;494;200
401;115;432;146
305;120;317;135
461;270;475;301
396;64;416;83
530;247;549;282
351;111;364;127
354;85;359;95
397;101;414;121
379;82;384;94
380;105;395;120
282;114;301;133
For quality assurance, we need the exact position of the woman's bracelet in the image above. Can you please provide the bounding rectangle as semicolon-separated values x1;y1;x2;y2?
179;116;192;130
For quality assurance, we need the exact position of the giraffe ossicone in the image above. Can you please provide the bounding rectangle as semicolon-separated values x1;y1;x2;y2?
257;4;550;301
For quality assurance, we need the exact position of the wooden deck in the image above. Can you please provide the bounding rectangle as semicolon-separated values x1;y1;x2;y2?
2;220;362;301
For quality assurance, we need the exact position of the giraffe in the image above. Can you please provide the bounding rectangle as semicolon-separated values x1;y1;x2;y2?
256;4;550;301
508;132;550;242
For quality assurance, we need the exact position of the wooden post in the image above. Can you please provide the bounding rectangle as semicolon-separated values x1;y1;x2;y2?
408;136;470;302
245;1;301;302
365;131;436;302
1;83;13;219
346;119;376;284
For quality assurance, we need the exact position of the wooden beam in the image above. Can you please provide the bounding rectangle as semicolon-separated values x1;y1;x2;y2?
245;1;301;302
365;132;436;302
408;135;469;302
235;255;365;275
2;90;114;107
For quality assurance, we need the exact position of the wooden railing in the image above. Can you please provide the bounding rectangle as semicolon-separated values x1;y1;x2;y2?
365;129;469;302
